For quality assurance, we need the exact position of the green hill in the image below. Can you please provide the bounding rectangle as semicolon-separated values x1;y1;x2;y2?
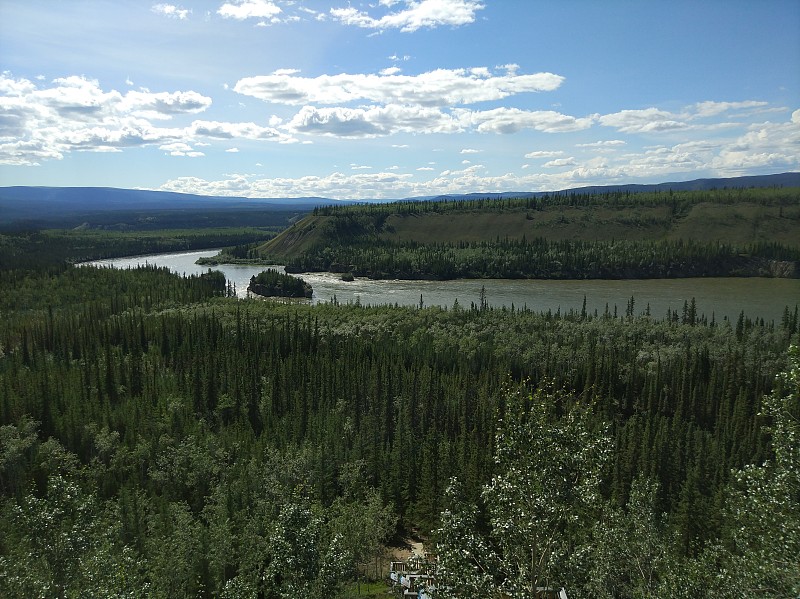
256;187;800;280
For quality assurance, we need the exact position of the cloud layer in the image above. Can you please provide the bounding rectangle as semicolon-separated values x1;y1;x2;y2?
234;67;563;107
329;0;485;32
0;73;294;165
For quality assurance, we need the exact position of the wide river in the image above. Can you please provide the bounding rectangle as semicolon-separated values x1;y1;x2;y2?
87;249;800;324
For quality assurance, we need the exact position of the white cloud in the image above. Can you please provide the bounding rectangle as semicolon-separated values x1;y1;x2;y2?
122;90;212;118
190;119;296;142
692;100;769;118
497;63;520;75
217;0;281;20
281;104;593;138
575;140;626;148
285;104;463;137
160;142;204;157
597;101;778;135
709;119;800;173
417;166;435;171
460;148;480;154
380;67;402;76
0;73;305;165
462;108;594;133
233;67;564;107
225;147;240;152
152;3;190;19
162;170;417;199
598;108;687;133
330;0;484;33
543;157;577;168
524;150;564;158
156;107;800;199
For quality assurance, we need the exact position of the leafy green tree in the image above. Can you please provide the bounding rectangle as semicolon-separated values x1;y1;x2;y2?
0;471;146;598
0;416;39;496
583;476;671;598
693;345;800;597
328;460;397;583
263;495;351;599
145;500;204;598
436;384;612;597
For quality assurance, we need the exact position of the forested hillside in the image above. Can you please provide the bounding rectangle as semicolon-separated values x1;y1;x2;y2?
0;229;798;597
255;187;800;280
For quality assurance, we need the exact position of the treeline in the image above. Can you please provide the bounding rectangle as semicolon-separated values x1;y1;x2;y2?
248;269;313;298
1;255;798;595
313;186;800;217
284;237;800;280
0;227;279;270
265;187;800;280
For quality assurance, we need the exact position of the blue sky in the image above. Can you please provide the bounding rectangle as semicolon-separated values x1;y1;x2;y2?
1;0;798;199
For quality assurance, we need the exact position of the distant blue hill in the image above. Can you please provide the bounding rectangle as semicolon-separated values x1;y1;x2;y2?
1;172;798;228
0;187;356;229
421;172;800;202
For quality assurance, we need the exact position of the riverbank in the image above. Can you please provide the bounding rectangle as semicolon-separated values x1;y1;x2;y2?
88;248;800;323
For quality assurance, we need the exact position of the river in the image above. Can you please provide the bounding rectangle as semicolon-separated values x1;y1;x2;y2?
86;249;800;323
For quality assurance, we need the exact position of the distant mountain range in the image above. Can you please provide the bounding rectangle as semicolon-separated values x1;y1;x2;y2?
1;172;798;229
422;172;800;201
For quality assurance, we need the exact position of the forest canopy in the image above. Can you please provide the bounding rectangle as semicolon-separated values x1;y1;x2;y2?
255;187;800;281
0;213;798;597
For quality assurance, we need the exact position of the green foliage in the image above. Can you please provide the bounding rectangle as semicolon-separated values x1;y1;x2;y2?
435;385;612;597
0;227;279;270
696;345;800;596
0;241;797;596
583;477;672;598
261;187;800;280
248;268;313;298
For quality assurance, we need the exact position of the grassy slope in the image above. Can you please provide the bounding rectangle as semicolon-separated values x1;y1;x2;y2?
258;200;800;261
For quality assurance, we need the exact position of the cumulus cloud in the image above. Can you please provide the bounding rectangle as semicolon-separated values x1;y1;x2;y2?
155;108;800;199
596;101;779;135
233;67;564;107
330;0;484;33
575;140;626;148
152;3;190;19
277;103;599;139
709;119;800;173
217;0;281;20
160;142;204;157
462;108;594;133
524;150;564;158
162;170;417;199
0;73;300;165
460;148;480;154
190;119;292;141
543;157;577;168
285;104;463;137
597;108;686;133
692;100;769;118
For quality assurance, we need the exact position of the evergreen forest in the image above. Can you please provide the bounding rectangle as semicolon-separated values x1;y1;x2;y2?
0;212;798;598
256;187;800;281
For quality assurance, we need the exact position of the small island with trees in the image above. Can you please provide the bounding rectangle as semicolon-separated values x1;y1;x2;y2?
247;268;313;298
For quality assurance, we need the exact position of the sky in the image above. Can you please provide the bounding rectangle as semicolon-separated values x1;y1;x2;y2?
0;0;799;200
